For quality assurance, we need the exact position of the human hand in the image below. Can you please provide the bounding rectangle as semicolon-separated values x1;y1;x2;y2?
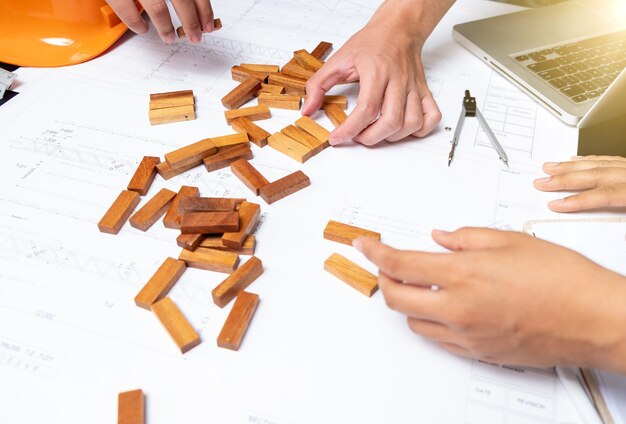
106;0;215;44
534;155;626;212
354;228;626;373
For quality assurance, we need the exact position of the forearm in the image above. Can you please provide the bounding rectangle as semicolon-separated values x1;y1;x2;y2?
593;274;626;374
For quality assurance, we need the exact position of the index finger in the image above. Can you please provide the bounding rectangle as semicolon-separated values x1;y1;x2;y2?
378;272;445;321
107;0;149;34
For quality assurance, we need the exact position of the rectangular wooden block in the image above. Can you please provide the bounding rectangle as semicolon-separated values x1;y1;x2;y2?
267;74;306;95
230;117;270;147
324;103;348;128
151;296;201;353
230;158;270;196
303;95;347;110
165;138;217;169
176;18;221;38
155;160;199;180
212;256;263;308
295;116;330;143
240;64;280;73
281;62;315;80
224;105;271;125
259;83;285;94
222;77;262;110
163;185;200;229
134;257;186;310
217;291;260;351
118;389;145;424
127;156;161;196
324;253;378;297
231;66;272;83
199;235;255;255
259;170;311;205
179;197;242;212
281;125;327;155
257;93;301;110
323;220;381;246
267;132;313;163
179;248;239;273
203;143;253;172
311;41;333;60
294;49;323;72
149;104;195;125
210;132;250;149
179;211;240;234
222;201;260;249
177;232;206;250
149;90;194;109
129;188;177;231
98;190;141;234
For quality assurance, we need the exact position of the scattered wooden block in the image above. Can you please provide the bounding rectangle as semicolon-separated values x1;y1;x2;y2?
222;77;263;110
151;296;201;353
230;117;271;148
203;143;253;172
324;103;348;128
217;291;260;350
179;197;243;212
259;83;285;95
179;211;240;234
310;41;333;60
212;257;263;308
294;49;323;72
231;66;272;83
240;64;280;73
259;170;311;204
211;132;250;149
98;190;141;234
323;220;381;246
257;93;301;110
129;188;177;231
118;389;145;424
324;253;378;297
177;232;206;250
230;159;270;196
281;125;327;155
163;185;200;229
267;132;313;163
149;90;194;109
304;95;347;110
176;18;222;38
155;160;199;180
179;248;239;273
149;104;195;125
224;105;271;125
281;62;315;80
134;257;186;310
222;202;260;249
267;74;306;95
127;156;161;196
199;235;255;255
295;116;330;143
165;138;217;169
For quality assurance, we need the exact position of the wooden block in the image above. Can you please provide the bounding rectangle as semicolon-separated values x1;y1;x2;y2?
177;232;206;250
230;158;270;196
211;132;250;149
259;83;285;94
165;138;217;169
212;257;263;308
230;117;271;148
176;18;221;38
324;103;348;128
231;66;272;83
222;202;260;249
151;297;201;353
295;116;330;143
129;188;177;231
310;41;333;60
203;144;253;172
281;125;327;155
267;132;313;163
303;95;347;110
258;170;311;205
163;185;200;229
217;291;260;350
294;49;323;72
127;156;160;196
257;93;301;110
224;105;271;124
118;389;145;424
222;77;263;110
149;104;195;125
267;74;306;95
179;197;243;212
240;64;280;73
149;90;194;110
98;190;141;234
179;248;239;273
323;220;381;246
199;235;255;255
179;211;240;234
323;253;378;297
281;62;315;80
134;258;186;310
155;160;199;180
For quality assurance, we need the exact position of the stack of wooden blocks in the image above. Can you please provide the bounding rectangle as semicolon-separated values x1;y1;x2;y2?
148;90;196;126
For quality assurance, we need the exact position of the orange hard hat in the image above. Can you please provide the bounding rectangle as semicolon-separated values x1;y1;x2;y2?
0;0;138;67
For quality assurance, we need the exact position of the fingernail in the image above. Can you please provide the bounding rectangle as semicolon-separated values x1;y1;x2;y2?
352;238;363;252
548;199;566;207
432;229;450;237
534;177;551;184
544;162;559;168
329;137;344;146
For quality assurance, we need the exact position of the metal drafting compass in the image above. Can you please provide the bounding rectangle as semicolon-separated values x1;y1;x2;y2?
448;90;509;167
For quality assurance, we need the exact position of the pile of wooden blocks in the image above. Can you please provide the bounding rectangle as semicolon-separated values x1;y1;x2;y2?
148;89;196;126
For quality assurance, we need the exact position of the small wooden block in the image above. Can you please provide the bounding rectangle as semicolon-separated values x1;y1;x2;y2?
267;74;306;95
179;197;243;212
165;138;217;169
259;83;285;95
281;125;327;155
222;77;262;110
281;62;315;80
240;64;280;73
179;211;240;234
176;18;221;38
303;95;347;110
127;156;161;196
149;104;195;125
258;170;311;205
267;132;313;163
324;103;348;128
199;235;255;255
149;90;194;110
118;389;145;424
179;248;239;273
222;201;260;249
203;144;253;172
224;105;271;124
257;93;301;110
230;158;270;196
212;257;263;308
231;66;271;83
230;117;270;148
134;258;186;310
211;132;250;149
155;160;199;180
151;297;201;353
295;116;330;143
310;41;333;60
324;253;378;297
163;185;200;229
294;49;323;72
323;220;381;246
129;188;177;231
177;232;206;250
217;291;260;351
98;190;141;234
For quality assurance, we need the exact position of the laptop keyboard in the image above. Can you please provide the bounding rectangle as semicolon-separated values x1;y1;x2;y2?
513;30;626;104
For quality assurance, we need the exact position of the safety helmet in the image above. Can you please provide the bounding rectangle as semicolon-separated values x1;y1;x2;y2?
0;0;135;67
